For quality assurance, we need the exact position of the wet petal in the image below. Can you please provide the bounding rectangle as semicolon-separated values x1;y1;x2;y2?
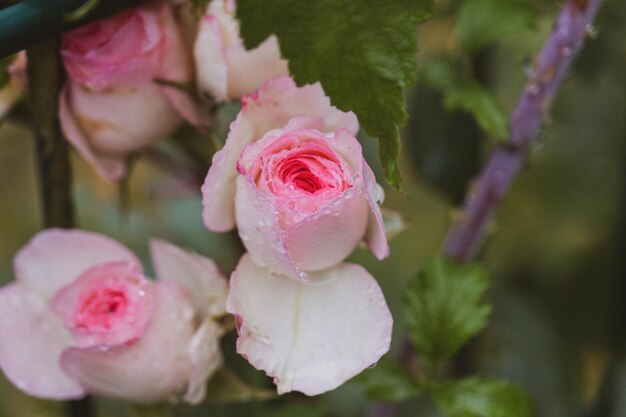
202;75;358;232
227;254;393;395
0;283;85;399
234;177;302;280
61;281;195;404
14;229;141;299
150;238;228;318
331;130;389;259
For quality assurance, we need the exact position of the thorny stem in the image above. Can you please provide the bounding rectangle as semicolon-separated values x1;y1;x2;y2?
27;38;93;417
27;38;75;228
443;0;604;262
369;1;605;416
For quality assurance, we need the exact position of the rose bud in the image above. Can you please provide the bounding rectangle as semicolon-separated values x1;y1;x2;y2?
193;0;289;101
59;0;209;181
202;76;389;281
227;253;392;395
0;229;227;404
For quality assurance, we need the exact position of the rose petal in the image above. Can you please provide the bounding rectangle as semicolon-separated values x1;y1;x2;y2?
330;130;389;259
234;176;303;280
14;229;142;299
202;76;359;232
65;79;181;155
194;15;229;102
282;186;369;271
60;281;195;404
59;85;126;181
225;35;288;99
51;262;155;349
184;318;223;404
158;2;211;129
149;238;228;318
0;283;85;399
227;254;393;396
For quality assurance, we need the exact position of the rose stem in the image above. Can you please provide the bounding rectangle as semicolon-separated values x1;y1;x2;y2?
442;0;604;262
27;38;93;417
27;37;75;228
368;0;605;415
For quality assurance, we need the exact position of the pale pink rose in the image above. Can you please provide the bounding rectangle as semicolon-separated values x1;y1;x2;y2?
227;253;392;395
59;1;209;181
193;0;289;101
0;52;27;121
0;229;227;404
202;76;389;281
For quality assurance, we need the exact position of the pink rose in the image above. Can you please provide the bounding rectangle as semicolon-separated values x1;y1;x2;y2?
202;76;389;281
227;254;392;395
193;0;289;101
0;229;227;404
59;1;208;181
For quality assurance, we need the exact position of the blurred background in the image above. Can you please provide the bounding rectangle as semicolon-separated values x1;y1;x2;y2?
0;0;624;416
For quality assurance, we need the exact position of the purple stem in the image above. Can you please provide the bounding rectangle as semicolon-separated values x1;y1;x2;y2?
368;1;605;416
443;0;604;262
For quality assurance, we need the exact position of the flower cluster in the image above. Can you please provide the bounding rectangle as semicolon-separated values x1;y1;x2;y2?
58;0;287;181
0;229;227;404
203;76;393;395
0;0;393;405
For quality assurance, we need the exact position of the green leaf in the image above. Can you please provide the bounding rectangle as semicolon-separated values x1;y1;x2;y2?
405;257;491;364
0;54;15;89
355;358;422;402
236;0;435;188
203;367;276;404
422;56;508;141
457;0;538;55
433;377;531;417
443;84;508;141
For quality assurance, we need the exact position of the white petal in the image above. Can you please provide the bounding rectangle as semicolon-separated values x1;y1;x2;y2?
0;283;85;399
227;254;392;396
184;319;223;404
149;239;228;318
14;229;141;299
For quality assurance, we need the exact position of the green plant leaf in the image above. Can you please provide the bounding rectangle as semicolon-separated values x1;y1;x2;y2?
236;0;435;188
457;0;538;55
405;257;491;364
422;56;508;141
355;358;422;402
434;377;531;417
443;84;508;141
203;367;276;404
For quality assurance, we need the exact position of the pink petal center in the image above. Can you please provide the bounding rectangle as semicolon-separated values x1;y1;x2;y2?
60;6;162;88
247;130;354;217
52;262;155;349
